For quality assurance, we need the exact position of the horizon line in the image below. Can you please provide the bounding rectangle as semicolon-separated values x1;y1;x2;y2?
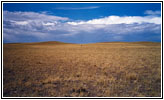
3;40;161;44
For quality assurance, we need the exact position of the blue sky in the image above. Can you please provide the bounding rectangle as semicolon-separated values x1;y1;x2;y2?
3;3;161;43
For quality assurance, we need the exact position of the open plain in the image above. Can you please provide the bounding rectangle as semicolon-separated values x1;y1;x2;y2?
3;41;161;97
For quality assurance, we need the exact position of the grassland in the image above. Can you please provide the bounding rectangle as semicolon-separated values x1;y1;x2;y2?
3;41;161;97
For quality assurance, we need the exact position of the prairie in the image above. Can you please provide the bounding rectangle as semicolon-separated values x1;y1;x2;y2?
3;41;161;97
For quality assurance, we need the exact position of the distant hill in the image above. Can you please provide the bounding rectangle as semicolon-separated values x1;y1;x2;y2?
26;41;69;45
95;41;161;47
4;41;160;46
99;41;160;43
4;41;73;45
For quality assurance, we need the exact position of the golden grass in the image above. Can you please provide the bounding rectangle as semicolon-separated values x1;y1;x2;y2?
3;42;161;97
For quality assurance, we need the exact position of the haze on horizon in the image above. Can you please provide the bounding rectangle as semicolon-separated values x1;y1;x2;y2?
3;3;161;43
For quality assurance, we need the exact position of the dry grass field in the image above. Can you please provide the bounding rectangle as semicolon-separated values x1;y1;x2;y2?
3;41;161;97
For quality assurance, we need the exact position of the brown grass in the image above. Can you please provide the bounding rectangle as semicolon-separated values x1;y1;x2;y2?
3;41;161;97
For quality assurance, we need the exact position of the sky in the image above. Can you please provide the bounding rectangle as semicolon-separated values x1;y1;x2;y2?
3;3;161;43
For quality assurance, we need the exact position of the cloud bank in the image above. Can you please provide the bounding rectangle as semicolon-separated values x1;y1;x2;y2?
3;11;161;43
67;15;161;25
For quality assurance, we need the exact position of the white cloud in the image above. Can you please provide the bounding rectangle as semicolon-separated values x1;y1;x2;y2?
3;11;69;39
15;21;28;25
43;22;56;26
3;11;69;22
144;10;161;15
55;6;100;10
67;15;161;25
3;11;161;43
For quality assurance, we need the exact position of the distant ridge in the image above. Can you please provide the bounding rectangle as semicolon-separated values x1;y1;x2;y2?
88;41;161;46
99;41;160;43
30;41;67;44
4;41;160;45
25;41;76;45
4;41;74;45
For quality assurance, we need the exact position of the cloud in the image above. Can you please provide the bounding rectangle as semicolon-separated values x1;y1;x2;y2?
63;23;160;35
14;21;28;25
144;10;161;15
3;11;161;43
54;6;100;10
42;22;56;26
67;15;161;25
3;11;69;41
3;11;68;22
